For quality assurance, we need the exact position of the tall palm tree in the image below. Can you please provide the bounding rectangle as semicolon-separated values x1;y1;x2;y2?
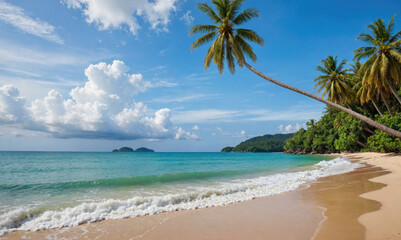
314;56;354;107
354;15;401;105
190;0;401;139
352;61;385;117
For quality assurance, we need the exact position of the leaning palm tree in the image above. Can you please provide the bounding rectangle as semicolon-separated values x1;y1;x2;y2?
354;15;401;105
190;0;401;138
314;56;354;107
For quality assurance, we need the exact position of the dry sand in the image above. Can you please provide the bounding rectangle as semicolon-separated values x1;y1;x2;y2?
4;152;400;240
345;152;401;240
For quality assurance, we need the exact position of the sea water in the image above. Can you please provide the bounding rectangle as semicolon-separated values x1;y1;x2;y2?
0;152;361;236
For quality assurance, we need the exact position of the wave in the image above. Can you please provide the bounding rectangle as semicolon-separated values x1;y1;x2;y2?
0;157;361;236
0;168;276;192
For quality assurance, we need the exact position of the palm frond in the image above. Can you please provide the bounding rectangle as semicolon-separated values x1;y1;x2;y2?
204;36;221;69
379;53;389;81
227;0;245;20
197;3;221;23
235;35;256;62
190;25;219;36
354;47;376;61
191;31;218;51
356;33;376;44
228;34;245;66
226;40;235;74
233;8;259;25
235;28;264;45
213;34;225;74
212;0;229;19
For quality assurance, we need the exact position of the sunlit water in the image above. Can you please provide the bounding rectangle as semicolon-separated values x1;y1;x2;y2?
0;151;361;235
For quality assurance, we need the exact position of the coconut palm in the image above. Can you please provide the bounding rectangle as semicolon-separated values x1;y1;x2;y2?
190;0;401;139
354;15;401;105
314;56;354;107
351;61;385;117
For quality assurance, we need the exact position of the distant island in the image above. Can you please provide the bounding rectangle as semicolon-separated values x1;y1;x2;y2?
221;133;294;152
112;147;155;152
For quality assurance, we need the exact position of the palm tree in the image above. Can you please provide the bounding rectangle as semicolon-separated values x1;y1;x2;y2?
190;0;401;139
354;15;401;106
314;56;354;107
351;61;385;117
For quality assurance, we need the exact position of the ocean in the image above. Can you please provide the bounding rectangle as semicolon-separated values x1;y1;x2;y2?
0;151;361;236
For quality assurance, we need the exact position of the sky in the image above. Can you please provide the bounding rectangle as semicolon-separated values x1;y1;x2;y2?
0;0;400;152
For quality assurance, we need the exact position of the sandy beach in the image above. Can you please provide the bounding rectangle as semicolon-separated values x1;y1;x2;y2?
3;152;399;240
346;153;401;240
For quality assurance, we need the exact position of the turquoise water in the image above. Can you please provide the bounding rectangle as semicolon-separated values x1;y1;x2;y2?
0;151;360;235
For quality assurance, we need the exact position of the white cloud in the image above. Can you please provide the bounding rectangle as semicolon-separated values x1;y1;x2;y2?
151;80;178;88
284;124;293;133
172;109;239;123
0;40;111;68
192;125;199;131
62;0;179;35
0;60;198;140
279;123;302;133
180;10;194;26
0;1;63;43
175;127;200;140
172;107;322;124
0;84;26;124
240;130;247;138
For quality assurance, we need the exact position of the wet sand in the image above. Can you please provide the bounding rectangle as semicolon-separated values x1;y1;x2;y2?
4;155;390;240
346;153;401;240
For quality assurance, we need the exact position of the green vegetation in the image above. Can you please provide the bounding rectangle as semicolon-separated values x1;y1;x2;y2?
221;133;294;152
190;0;401;140
285;16;401;154
112;147;155;152
221;146;234;152
113;147;134;152
134;147;155;152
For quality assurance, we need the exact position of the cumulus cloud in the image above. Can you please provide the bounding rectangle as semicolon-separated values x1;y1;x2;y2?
0;1;63;43
0;60;198;140
284;124;293;133
192;125;199;131
0;84;27;124
180;10;194;26
240;130;247;138
62;0;179;34
279;123;302;133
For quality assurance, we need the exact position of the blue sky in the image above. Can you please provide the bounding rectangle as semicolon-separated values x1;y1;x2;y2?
0;0;399;152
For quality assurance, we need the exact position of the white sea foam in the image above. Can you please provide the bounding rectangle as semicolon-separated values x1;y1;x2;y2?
0;157;361;236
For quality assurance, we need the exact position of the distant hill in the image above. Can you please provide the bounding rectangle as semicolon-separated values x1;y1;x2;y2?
221;133;294;152
112;147;155;152
134;147;155;152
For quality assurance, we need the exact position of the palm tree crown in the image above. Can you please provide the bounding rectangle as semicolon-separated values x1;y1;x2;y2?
190;0;264;74
314;56;353;104
354;15;401;104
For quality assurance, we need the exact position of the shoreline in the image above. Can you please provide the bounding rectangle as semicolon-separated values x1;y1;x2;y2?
344;152;401;240
3;153;399;239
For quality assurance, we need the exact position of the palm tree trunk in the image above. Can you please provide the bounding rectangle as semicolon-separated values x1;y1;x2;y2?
339;96;352;109
380;89;393;117
363;126;375;135
244;62;401;139
386;80;401;105
345;129;368;149
371;100;384;118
